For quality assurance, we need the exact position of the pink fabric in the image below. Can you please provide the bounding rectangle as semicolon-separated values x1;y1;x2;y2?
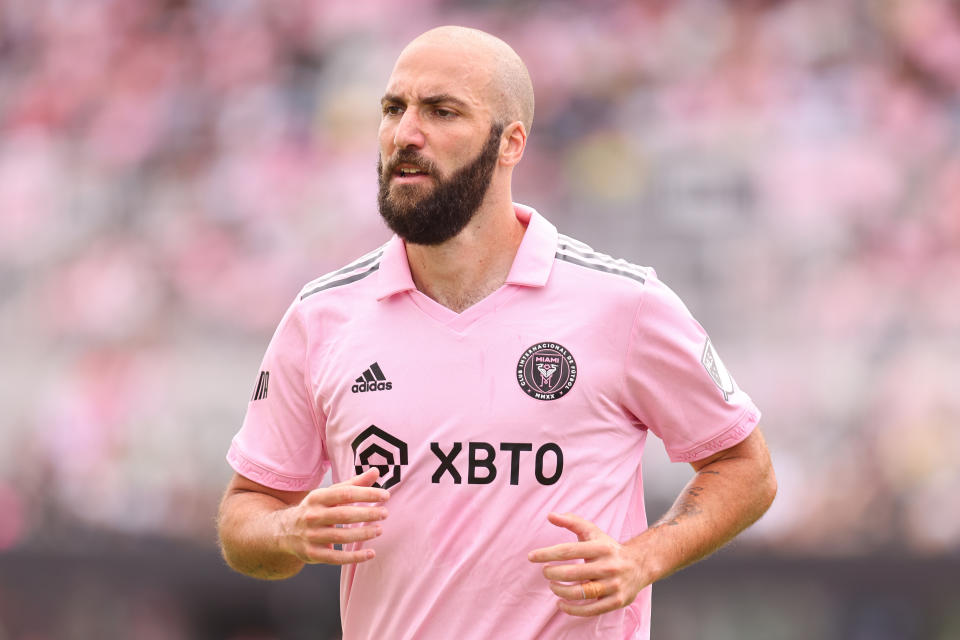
228;204;760;640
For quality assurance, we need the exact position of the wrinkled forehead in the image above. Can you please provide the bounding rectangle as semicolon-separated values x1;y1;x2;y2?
385;41;495;113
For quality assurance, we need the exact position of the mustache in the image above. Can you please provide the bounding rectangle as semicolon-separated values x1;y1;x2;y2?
383;149;439;176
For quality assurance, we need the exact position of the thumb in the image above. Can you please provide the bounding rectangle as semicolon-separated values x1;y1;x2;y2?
547;512;602;542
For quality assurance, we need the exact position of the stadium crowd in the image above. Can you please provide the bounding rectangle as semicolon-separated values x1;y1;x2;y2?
1;0;958;579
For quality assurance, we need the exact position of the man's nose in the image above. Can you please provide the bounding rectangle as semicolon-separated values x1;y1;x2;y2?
393;109;425;150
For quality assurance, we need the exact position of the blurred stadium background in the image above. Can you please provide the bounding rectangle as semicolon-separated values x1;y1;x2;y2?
1;0;958;638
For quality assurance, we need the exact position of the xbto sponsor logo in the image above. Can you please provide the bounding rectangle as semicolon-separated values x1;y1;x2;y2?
351;425;408;489
431;441;563;486
349;426;564;489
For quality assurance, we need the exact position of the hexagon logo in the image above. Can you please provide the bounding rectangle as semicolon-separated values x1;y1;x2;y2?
350;425;408;489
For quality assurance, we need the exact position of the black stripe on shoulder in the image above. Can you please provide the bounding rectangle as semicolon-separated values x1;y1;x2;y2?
557;241;645;271
301;264;380;299
557;234;593;252
302;247;385;292
555;250;646;284
556;239;649;280
323;250;382;280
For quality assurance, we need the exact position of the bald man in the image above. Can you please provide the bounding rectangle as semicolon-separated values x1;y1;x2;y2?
218;26;776;639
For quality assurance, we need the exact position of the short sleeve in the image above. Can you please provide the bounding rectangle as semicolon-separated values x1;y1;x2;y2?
226;300;330;490
622;271;760;462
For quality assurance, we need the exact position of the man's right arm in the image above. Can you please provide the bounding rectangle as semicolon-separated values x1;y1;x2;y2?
217;468;390;580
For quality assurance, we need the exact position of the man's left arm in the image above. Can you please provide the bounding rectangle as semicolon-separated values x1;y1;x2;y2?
528;427;776;616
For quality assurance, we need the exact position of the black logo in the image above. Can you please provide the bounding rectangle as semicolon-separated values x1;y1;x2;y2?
352;362;393;393
516;342;577;401
431;441;563;486
251;371;269;401
351;425;408;489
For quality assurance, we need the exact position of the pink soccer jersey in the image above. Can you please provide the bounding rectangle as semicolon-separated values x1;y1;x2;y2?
227;204;760;640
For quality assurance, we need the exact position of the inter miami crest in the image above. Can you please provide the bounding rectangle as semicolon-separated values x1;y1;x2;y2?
517;342;577;401
351;425;408;489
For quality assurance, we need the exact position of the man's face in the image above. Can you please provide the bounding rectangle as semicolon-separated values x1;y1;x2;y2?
376;42;501;245
377;123;502;245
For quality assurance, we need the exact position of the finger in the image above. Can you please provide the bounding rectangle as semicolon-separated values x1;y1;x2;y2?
527;540;607;563
547;512;602;542
542;561;611;583
549;580;611;601
333;468;391;494
302;545;377;566
306;505;389;526
306;524;384;545
335;468;381;488
309;484;390;507
557;593;624;617
322;469;391;502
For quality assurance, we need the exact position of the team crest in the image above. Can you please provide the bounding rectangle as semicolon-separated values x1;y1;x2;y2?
701;338;735;401
517;342;577;401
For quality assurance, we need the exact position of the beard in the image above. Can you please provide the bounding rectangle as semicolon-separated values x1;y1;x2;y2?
377;124;503;246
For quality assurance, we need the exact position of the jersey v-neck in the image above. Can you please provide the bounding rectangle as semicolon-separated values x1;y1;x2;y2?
373;204;559;332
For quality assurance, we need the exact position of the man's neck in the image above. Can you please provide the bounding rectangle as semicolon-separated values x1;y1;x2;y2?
405;200;526;313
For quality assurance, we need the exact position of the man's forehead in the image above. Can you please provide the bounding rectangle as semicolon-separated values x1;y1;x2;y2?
385;42;493;106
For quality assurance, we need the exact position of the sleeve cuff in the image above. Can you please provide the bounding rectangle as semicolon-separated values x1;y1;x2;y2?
226;444;322;492
666;407;761;463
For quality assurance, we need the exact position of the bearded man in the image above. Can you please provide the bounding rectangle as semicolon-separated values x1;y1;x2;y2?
217;26;776;640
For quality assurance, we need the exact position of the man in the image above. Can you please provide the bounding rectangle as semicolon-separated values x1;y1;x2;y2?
217;26;776;639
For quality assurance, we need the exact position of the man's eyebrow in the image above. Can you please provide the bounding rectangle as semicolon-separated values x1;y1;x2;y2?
420;94;469;109
380;93;469;109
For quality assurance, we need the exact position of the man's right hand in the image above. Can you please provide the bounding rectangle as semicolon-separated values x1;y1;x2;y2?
277;468;391;565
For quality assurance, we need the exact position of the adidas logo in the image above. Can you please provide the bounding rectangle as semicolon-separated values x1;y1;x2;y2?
352;362;393;393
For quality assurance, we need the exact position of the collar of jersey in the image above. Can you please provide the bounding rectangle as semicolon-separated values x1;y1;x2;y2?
374;203;559;301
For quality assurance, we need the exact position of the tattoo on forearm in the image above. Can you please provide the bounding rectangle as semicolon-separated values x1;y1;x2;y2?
653;470;719;528
658;494;703;527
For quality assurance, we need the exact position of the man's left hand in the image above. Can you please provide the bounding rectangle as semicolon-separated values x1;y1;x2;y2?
527;512;646;617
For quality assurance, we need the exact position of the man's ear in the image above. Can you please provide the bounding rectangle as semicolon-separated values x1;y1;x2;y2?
499;121;527;167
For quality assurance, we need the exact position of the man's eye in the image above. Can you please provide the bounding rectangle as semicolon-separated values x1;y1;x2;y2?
383;105;403;116
434;108;455;118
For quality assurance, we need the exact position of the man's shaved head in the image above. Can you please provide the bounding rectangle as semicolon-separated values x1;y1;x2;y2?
397;26;534;133
378;27;533;245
